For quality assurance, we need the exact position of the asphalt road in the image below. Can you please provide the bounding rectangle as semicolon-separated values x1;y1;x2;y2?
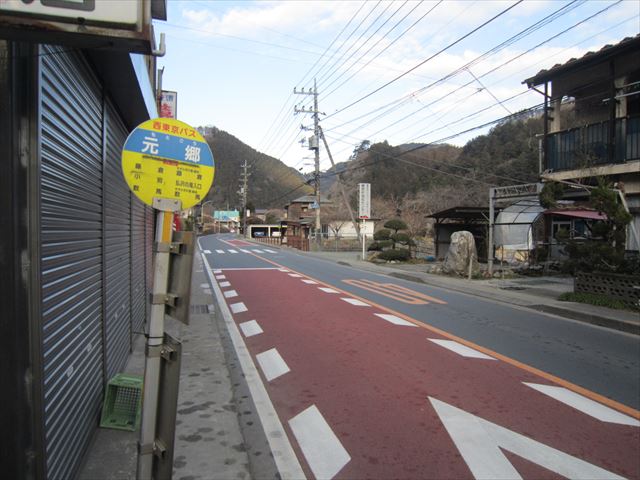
199;234;640;480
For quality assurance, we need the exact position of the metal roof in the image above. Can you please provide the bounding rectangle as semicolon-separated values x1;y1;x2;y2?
524;34;640;87
427;206;489;222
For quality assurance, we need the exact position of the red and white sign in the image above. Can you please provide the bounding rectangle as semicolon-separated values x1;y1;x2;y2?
160;90;177;119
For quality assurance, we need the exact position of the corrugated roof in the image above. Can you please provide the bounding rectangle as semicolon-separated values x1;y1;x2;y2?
524;34;640;87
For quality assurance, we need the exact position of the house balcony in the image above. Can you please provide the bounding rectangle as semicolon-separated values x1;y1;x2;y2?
545;115;640;172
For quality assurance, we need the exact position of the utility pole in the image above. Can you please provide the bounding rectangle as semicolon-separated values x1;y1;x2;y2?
238;160;250;237
294;79;322;248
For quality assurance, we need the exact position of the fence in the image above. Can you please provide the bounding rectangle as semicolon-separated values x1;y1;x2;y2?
575;271;640;310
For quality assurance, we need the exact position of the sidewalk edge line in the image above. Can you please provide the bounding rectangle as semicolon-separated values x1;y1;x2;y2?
199;242;306;480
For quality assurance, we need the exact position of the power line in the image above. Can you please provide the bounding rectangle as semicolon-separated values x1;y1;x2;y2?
324;0;524;120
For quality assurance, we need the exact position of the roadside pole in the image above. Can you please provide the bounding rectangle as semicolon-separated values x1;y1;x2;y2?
361;219;366;261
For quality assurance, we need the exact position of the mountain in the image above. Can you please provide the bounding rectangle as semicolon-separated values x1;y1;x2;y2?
200;127;313;209
325;115;543;215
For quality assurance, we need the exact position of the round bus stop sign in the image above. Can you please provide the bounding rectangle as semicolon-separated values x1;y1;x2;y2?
121;118;214;210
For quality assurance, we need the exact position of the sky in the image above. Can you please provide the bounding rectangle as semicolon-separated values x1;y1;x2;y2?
154;0;639;173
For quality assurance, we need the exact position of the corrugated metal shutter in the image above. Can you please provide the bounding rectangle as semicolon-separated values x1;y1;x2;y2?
39;45;104;480
131;196;147;334
104;101;132;379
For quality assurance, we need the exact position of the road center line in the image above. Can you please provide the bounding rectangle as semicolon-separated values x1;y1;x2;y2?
289;405;351;480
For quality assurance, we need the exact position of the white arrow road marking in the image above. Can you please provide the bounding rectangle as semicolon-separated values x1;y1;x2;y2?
341;298;370;307
374;313;417;327
230;302;247;314
256;348;290;381
239;320;263;338
429;397;625;480
223;290;238;299
319;287;339;294
523;383;640;427
216;249;225;254
428;339;496;360
289;405;351;480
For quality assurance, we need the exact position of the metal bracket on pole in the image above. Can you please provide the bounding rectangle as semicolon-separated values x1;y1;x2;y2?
152;197;181;212
145;344;163;358
150;293;178;307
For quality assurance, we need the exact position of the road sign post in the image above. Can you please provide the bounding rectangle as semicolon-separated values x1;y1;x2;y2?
121;118;214;480
358;183;371;260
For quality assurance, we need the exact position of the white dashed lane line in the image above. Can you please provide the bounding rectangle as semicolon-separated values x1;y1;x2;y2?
215;275;226;280
302;279;318;284
223;290;238;299
252;249;264;253
341;298;370;307
230;302;248;313
374;313;417;327
203;250;212;254
288;405;351;480
288;274;303;278
319;287;339;294
219;281;231;288
255;348;290;381
239;320;263;338
216;249;225;254
428;339;496;360
228;249;238;254
213;269;222;274
523;383;640;426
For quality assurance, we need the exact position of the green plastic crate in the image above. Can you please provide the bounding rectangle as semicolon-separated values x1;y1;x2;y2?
100;373;143;431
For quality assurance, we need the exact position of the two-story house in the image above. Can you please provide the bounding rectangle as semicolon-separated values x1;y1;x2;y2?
524;35;640;251
283;195;331;250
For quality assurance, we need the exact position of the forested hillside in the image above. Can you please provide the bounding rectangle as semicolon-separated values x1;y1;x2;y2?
201;127;313;209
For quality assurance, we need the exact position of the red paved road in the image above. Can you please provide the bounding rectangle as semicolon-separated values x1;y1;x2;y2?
219;268;639;479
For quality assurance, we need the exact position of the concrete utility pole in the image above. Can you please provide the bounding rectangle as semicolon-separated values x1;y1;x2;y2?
239;160;250;236
294;79;322;248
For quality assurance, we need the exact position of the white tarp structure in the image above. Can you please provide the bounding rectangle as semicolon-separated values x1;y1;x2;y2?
494;200;544;251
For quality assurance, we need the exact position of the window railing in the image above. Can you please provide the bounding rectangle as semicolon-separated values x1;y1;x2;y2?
545;115;639;171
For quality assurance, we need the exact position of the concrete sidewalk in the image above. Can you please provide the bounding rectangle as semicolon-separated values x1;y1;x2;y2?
79;250;254;480
294;249;639;336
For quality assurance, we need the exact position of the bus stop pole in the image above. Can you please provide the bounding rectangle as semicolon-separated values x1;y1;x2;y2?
137;210;173;479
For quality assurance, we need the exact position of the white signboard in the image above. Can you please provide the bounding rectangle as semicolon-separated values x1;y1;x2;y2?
160;90;177;119
358;183;371;219
0;0;142;27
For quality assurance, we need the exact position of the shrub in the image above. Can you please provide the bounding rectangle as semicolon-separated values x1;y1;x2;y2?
391;232;414;246
384;219;408;233
373;228;391;241
378;249;411;261
368;240;393;251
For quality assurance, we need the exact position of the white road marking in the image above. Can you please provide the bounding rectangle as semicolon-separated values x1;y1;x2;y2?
203;250;212;254
319;287;339;294
228;249;238;254
341;298;370;307
216;249;225;254
288;274;303;278
302;279;318;284
289;405;351;480
523;383;640;427
428;339;496;360
216;267;281;271
256;348;290;381
199;241;305;479
223;290;238;299
264;249;276;253
230;302;247;313
278;268;289;272
213;269;222;274
239;320;263;338
215;275;226;280
430;397;624;480
219;281;231;288
374;313;418;327
252;249;264;253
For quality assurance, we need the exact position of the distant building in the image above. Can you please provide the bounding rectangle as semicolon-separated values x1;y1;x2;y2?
283;195;331;250
524;34;640;251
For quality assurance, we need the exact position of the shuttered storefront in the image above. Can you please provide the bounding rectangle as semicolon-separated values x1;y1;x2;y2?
104;101;132;379
40;45;105;480
39;45;154;479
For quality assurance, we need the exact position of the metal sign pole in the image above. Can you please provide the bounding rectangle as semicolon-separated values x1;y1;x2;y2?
137;209;173;480
361;219;366;261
